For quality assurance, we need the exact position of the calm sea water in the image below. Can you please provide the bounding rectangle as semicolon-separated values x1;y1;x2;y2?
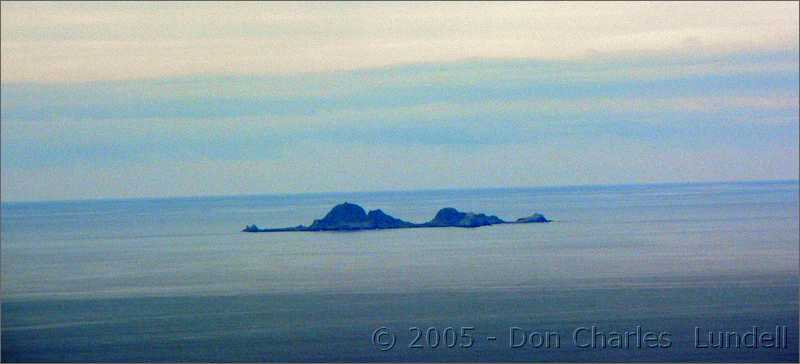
2;181;798;362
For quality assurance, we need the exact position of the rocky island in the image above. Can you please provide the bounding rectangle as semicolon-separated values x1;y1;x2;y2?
243;202;549;232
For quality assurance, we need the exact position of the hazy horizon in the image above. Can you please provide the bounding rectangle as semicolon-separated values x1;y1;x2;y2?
1;177;798;204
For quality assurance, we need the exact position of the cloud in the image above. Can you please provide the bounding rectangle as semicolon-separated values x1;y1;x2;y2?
3;52;797;122
2;2;798;82
1;3;797;201
4;135;797;202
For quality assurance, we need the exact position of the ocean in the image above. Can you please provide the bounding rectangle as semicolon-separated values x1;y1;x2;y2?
2;181;798;362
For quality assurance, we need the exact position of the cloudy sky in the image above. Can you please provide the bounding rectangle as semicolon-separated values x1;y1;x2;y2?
1;1;798;201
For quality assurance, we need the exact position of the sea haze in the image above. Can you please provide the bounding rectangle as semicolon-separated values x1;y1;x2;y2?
1;181;798;362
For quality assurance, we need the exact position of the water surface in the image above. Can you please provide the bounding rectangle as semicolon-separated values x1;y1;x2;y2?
2;181;798;361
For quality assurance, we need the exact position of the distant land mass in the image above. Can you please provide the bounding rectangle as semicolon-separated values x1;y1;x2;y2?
243;202;550;232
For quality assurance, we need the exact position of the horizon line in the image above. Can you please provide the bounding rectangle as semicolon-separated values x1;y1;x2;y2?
2;177;797;206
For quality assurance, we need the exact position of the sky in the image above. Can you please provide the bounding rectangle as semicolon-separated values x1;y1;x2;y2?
1;1;798;202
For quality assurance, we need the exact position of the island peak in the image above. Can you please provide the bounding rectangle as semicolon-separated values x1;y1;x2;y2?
425;207;504;228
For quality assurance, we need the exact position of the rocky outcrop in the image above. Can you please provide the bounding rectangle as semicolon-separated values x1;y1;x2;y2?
306;202;415;231
423;208;504;228
515;213;550;223
243;202;549;232
367;209;416;229
243;224;261;232
308;202;371;230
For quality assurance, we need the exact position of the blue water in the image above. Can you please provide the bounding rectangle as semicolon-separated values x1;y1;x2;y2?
2;181;798;361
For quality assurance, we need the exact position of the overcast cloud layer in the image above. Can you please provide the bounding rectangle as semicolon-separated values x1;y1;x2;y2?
1;2;798;201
